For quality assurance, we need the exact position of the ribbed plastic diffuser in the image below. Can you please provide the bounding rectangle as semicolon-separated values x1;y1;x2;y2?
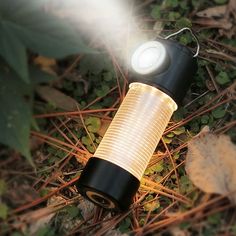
94;82;177;180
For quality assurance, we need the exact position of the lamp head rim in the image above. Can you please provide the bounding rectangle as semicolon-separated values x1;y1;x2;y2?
131;41;167;75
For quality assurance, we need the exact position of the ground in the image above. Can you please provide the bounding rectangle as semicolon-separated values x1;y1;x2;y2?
0;0;236;235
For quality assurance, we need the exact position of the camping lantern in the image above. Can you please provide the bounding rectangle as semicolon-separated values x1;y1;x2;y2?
77;28;199;211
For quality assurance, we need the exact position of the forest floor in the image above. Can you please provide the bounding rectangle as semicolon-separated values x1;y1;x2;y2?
0;0;236;235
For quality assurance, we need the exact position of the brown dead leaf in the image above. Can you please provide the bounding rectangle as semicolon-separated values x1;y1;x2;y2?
185;127;236;204
195;0;236;39
34;56;57;76
196;5;227;18
193;18;232;30
36;86;79;111
226;0;236;19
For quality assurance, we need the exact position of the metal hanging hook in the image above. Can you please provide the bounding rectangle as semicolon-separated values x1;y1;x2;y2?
165;27;200;57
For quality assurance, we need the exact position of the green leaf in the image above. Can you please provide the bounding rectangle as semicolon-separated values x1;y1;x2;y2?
95;84;110;97
232;224;236;234
179;175;194;194
0;203;8;220
173;107;186;122
103;72;113;82
168;11;181;21
214;0;227;4
215;71;230;85
144;199;160;212
179;33;193;45
81;133;95;145
207;213;221;225
85;117;101;133
201;115;209;124
119;217;131;233
173;126;186;135
12;233;24;236
145;162;164;175
162;136;172;144
175;17;192;29
211;106;226;119
0;71;32;164
166;132;175;138
151;5;161;19
36;226;55;236
0;0;92;59
65;205;80;218
165;0;179;8
0;179;7;196
39;188;50;197
0;23;28;82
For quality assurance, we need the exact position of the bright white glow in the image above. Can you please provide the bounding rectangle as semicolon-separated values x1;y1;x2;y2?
46;0;143;61
131;41;166;75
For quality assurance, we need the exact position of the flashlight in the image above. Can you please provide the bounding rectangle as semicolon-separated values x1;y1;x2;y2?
77;29;198;211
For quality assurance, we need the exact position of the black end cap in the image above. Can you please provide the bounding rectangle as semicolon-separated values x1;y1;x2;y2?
77;157;140;211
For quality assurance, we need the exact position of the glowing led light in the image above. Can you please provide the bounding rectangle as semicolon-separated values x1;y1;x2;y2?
94;83;177;180
131;41;166;74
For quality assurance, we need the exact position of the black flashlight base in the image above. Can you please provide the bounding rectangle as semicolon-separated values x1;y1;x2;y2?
77;157;140;211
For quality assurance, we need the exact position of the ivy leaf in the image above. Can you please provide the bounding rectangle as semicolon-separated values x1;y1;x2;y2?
201;115;210;124
215;71;230;85
211;106;226;119
0;71;32;164
85;117;101;133
95;84;110;97
172;126;186;135
175;17;192;29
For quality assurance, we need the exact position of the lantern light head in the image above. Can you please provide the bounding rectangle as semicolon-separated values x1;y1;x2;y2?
131;41;167;75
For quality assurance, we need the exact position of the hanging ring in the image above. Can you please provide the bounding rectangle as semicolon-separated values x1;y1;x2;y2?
165;27;200;57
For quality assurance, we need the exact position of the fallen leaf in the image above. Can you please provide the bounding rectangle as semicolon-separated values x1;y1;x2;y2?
34;56;57;76
185;127;236;204
193;18;232;30
195;0;236;39
36;86;79;111
222;0;236;38
226;0;236;19
196;5;227;18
